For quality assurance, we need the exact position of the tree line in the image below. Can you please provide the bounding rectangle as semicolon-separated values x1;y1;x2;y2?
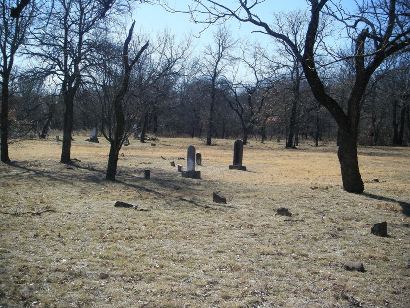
1;0;409;192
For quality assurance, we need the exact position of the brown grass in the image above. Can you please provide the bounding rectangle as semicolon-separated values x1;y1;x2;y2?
1;135;409;307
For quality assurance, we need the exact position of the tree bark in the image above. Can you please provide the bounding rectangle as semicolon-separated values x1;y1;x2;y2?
337;128;364;193
398;104;405;145
392;100;399;145
206;89;215;145
60;92;74;163
140;112;148;143
1;75;10;163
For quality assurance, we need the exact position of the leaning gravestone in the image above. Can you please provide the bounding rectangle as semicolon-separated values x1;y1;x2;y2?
196;152;202;165
229;139;246;171
182;145;201;179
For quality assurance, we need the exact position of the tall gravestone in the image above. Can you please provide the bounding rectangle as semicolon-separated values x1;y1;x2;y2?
87;127;99;143
182;145;201;179
229;139;246;171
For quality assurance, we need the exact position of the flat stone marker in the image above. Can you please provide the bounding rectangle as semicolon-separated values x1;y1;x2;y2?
229;139;246;171
182;145;201;179
196;152;202;165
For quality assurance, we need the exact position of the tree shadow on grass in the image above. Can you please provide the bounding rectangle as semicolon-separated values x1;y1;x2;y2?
5;160;218;210
362;192;410;216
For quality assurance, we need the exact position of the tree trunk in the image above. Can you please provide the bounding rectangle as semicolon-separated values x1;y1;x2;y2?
337;129;364;193
206;100;214;145
398;104;405;146
106;144;119;181
392;100;399;145
315;109;320;147
60;92;74;163
39;107;54;139
207;82;216;146
1;76;10;163
286;98;298;148
140;113;148;143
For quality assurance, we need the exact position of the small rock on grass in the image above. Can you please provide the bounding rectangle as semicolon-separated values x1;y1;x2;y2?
371;221;388;237
344;261;365;272
99;273;109;279
114;201;137;209
213;192;227;204
276;207;292;217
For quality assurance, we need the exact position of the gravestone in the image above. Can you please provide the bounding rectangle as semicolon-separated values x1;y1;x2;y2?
87;127;99;143
196;152;202;165
124;138;130;146
177;164;183;172
229;139;246;171
143;169;150;180
182;145;201;179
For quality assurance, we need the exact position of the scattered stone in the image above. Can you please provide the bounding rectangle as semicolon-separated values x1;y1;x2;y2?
373;178;379;182
99;273;109;279
276;207;292;217
114;201;137;209
120;153;125;157
177;157;185;160
196;152;202;165
170;161;175;167
229;139;246;171
371;221;388;237
213;192;227;204
151;143;156;146
182;145;201;179
344;261;365;272
177;164;183;172
143;169;150;180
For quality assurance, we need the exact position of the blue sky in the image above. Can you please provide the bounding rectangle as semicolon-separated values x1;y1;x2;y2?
131;0;357;53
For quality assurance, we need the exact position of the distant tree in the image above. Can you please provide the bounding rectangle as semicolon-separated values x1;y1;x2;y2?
222;46;274;144
201;27;234;145
0;0;35;162
187;0;410;193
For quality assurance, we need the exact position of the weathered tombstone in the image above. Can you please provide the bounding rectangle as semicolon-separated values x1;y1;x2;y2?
177;164;183;172
182;145;201;179
229;139;246;171
196;152;202;165
143;169;150;180
87;127;99;143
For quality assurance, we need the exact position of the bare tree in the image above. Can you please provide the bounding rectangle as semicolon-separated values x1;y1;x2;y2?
202;27;234;145
187;0;410;193
30;0;121;163
104;22;148;180
222;46;274;144
1;0;34;163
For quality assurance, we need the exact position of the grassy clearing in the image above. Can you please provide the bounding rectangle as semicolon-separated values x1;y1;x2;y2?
1;135;409;307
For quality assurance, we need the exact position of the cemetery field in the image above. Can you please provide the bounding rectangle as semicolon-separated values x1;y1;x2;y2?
0;136;409;307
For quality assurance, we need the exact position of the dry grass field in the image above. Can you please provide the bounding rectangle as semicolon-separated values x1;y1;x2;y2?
1;135;409;307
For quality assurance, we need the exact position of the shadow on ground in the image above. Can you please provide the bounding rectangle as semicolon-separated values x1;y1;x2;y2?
362;192;410;216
